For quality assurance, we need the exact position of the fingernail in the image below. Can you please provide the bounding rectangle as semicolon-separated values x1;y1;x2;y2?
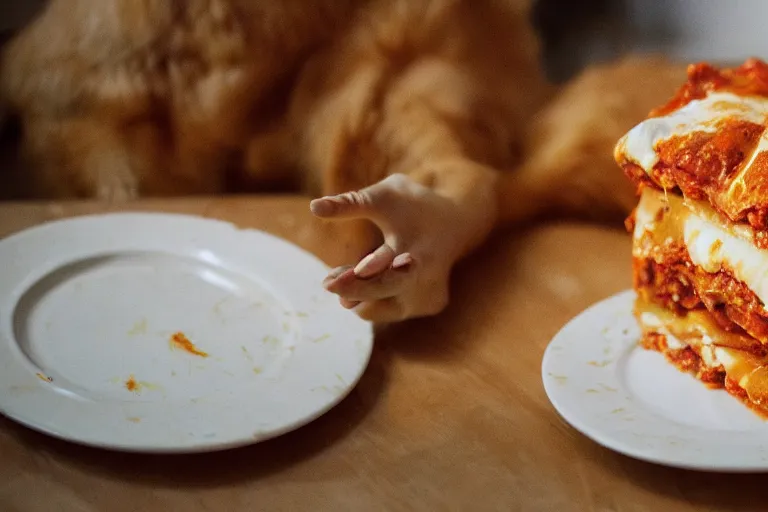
324;268;355;290
354;252;378;278
392;253;413;269
326;266;348;280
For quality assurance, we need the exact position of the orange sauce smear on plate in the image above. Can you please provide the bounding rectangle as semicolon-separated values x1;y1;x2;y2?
125;375;139;392
170;332;208;358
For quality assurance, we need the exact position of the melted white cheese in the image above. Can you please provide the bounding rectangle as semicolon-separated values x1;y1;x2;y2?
638;309;724;367
616;91;768;172
638;311;687;349
683;214;768;306
713;347;739;372
634;187;768;308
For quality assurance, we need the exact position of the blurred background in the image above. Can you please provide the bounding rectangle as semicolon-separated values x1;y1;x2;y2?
1;0;767;201
536;0;766;81
3;0;765;87
0;0;45;44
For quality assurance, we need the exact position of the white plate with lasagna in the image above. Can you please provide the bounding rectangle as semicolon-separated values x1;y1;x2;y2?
544;58;768;472
542;289;768;472
0;213;373;453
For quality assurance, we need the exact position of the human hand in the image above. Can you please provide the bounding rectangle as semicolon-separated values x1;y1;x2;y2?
310;173;466;322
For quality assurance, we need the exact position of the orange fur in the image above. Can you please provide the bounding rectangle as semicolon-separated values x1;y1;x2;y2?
498;55;688;226
2;0;354;198
1;0;548;201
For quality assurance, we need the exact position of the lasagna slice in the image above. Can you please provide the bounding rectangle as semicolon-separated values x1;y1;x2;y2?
615;59;768;416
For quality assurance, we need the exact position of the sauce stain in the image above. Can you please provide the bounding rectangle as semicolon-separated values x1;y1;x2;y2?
127;417;142;423
124;375;162;393
170;332;209;358
35;373;53;383
125;375;139;392
262;335;280;346
211;298;227;315
548;373;567;384
127;318;148;336
313;334;330;343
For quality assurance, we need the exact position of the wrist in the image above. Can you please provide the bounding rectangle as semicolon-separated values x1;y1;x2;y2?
408;160;498;260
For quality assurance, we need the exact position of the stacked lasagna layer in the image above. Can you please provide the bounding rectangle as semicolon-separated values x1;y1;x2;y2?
615;59;768;415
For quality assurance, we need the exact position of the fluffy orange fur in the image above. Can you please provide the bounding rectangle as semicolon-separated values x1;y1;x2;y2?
500;55;688;225
0;0;687;321
1;0;548;198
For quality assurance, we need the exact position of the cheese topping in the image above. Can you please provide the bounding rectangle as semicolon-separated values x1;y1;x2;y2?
615;91;768;172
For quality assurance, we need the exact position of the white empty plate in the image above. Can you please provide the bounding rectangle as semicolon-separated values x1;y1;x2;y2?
542;289;768;472
0;213;373;453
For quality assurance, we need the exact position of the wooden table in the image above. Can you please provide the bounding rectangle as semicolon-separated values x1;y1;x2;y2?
0;197;758;511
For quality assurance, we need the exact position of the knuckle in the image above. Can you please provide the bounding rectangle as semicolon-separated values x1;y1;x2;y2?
341;190;371;208
385;173;409;186
384;173;421;195
374;173;414;202
370;184;396;204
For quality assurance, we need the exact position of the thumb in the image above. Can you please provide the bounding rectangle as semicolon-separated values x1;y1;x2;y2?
310;186;390;222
